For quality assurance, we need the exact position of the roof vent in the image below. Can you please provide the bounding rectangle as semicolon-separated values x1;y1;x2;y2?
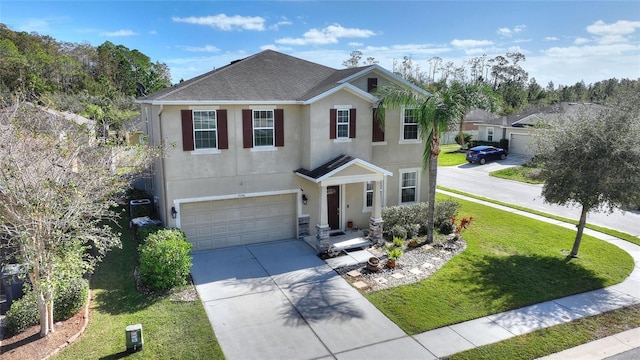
230;59;243;65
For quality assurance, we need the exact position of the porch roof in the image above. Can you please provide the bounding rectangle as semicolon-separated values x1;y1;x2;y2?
295;155;392;186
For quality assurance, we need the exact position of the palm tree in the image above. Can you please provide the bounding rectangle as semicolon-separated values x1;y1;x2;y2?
375;85;463;244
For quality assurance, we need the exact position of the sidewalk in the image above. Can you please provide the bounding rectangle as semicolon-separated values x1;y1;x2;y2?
421;190;640;359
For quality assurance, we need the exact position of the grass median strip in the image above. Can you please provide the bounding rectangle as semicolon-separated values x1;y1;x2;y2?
365;194;634;334
54;209;224;359
437;186;640;246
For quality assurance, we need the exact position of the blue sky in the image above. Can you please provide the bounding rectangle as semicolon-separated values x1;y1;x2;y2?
2;1;639;86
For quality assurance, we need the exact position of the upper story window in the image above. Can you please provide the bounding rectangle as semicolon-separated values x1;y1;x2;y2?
403;108;419;141
337;109;350;139
193;110;217;149
253;110;274;147
400;170;418;203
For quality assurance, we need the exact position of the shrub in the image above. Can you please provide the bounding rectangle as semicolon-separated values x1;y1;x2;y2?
388;225;407;240
499;138;509;152
382;203;428;233
387;247;404;261
139;228;192;291
5;291;38;337
434;199;460;233
55;278;89;320
455;132;473;147
392;236;404;247
135;224;163;242
5;278;89;337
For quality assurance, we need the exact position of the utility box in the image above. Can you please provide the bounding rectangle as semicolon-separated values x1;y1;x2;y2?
125;324;144;353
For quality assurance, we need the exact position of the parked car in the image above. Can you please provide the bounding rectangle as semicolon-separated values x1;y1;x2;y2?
466;146;507;165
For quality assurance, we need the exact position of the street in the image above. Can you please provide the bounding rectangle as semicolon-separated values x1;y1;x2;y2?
436;158;640;237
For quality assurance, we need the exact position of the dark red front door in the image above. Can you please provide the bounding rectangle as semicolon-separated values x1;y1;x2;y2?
327;185;340;230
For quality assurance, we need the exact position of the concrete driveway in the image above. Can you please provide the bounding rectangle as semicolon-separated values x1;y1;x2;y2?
190;239;433;360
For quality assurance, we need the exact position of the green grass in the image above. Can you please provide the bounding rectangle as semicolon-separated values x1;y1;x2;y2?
54;209;224;360
449;304;640;360
490;165;545;184
438;186;640;246
438;144;468;166
365;194;634;335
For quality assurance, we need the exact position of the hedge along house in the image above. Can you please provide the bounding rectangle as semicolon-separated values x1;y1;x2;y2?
137;50;431;253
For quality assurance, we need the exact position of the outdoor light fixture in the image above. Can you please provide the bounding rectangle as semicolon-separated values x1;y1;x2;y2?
302;194;308;205
171;206;177;219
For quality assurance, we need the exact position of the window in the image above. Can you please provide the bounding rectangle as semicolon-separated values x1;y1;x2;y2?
487;127;494;142
402;108;418;140
253;110;274;147
193;110;217;149
337;109;350;138
400;171;417;203
365;181;374;208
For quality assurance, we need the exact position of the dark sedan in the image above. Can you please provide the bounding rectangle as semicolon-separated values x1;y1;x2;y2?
466;145;507;165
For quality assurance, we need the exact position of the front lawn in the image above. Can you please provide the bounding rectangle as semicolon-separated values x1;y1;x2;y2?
365;194;633;335
54;209;224;359
490;163;544;184
438;144;467;166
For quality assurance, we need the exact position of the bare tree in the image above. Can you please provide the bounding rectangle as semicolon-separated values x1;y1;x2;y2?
0;100;156;336
342;50;363;68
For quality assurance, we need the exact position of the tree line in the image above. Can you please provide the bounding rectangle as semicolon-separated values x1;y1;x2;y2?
0;24;172;134
344;50;639;115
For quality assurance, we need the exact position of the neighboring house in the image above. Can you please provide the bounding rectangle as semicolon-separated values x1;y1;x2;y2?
476;102;600;155
137;50;431;253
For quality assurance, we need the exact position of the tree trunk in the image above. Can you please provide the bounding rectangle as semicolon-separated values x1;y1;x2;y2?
570;205;589;258
36;288;55;337
426;153;438;244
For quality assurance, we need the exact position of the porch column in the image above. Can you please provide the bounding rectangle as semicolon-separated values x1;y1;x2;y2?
369;180;384;246
316;185;331;252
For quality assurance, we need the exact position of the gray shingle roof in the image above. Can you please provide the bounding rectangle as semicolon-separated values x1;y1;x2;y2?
295;155;355;179
140;50;367;103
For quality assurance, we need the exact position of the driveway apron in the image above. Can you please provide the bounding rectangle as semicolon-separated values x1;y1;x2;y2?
190;239;432;360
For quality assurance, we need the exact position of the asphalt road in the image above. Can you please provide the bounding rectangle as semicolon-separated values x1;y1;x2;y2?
436;155;640;237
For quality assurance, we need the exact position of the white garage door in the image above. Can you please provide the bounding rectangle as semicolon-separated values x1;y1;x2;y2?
181;194;297;251
510;133;533;155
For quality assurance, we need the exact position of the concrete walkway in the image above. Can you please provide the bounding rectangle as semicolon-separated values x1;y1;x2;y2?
192;190;640;359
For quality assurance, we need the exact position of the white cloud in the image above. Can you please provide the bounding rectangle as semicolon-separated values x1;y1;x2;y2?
172;14;266;31
498;24;526;37
182;45;221;53
101;29;137;37
451;39;494;48
348;42;364;47
574;37;590;45
269;19;293;31
149;30;157;35
544;43;637;58
276;24;376;45
587;20;640;36
545;36;559;41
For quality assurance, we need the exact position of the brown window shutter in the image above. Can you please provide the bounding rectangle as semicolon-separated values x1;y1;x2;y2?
242;109;253;148
329;109;337;139
217;110;228;149
274;109;284;147
181;109;194;151
372;108;385;142
349;108;356;138
367;78;378;93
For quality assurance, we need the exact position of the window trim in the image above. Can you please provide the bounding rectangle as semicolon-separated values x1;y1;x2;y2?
252;109;275;148
399;168;420;204
192;110;218;151
400;107;421;144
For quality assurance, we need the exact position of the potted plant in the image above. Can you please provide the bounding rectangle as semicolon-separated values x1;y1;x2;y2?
386;247;403;268
366;256;381;272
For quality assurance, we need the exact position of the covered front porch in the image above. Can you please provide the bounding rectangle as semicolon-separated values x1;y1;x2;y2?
295;155;392;254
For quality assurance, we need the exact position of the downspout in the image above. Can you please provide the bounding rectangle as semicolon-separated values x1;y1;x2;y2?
157;104;170;224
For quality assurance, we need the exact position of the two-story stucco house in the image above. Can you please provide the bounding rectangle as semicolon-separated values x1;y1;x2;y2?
137;50;430;253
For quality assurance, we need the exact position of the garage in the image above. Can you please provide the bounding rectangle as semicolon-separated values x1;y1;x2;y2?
509;133;533;155
180;193;297;251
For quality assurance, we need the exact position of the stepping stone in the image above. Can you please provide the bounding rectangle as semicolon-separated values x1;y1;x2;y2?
391;273;405;279
347;269;362;277
353;281;369;290
374;277;388;284
409;268;423;275
421;263;434;269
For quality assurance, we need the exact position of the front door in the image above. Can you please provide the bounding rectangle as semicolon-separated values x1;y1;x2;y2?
327;185;340;230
